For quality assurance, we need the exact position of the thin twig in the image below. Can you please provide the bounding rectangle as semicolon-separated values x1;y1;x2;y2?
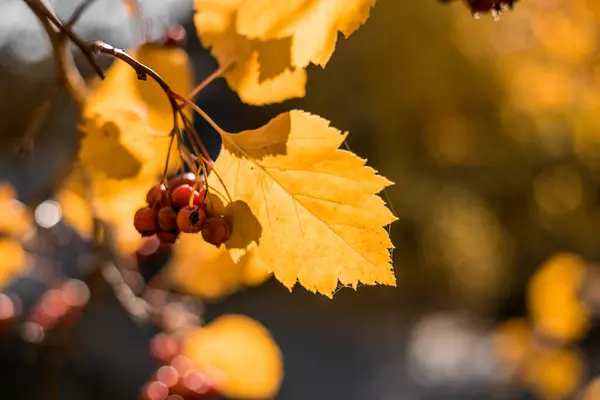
24;0;104;80
24;0;90;106
180;62;233;107
14;83;61;156
90;41;180;131
64;0;98;29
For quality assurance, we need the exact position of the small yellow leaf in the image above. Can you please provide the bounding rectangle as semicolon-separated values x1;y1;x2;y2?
0;239;28;288
204;110;396;297
0;184;32;239
182;314;283;399
169;235;270;301
194;0;307;105
527;253;590;342
72;44;193;254
235;0;376;68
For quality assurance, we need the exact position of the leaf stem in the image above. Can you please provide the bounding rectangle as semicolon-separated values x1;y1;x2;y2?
171;93;230;137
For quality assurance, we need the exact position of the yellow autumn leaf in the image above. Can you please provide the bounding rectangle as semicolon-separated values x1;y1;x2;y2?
235;0;376;68
203;110;396;297
527;253;590;343
169;235;270;301
194;0;307;104
182;314;283;399
64;44;192;253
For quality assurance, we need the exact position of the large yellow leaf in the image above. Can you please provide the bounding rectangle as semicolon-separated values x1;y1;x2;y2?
62;44;192;253
235;0;376;68
182;314;283;399
194;0;308;104
200;110;396;297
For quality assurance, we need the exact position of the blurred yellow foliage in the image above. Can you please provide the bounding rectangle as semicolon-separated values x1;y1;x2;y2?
182;314;283;399
63;44;192;253
169;236;270;301
0;239;27;289
524;348;585;400
493;318;532;373
0;184;32;239
203;110;396;297
582;377;600;400
194;0;375;104
527;253;590;342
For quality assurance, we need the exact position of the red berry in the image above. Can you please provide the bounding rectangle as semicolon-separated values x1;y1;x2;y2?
157;230;179;244
158;207;178;231
177;206;206;233
168;172;198;190
171;185;202;209
201;217;231;247
146;183;171;210
134;207;158;236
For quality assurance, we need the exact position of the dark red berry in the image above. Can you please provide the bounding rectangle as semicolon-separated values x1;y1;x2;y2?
171;184;202;209
157;230;179;244
158;207;178;231
146;183;171;210
201;217;231;247
177;206;206;233
168;172;198;189
134;207;158;236
467;0;515;12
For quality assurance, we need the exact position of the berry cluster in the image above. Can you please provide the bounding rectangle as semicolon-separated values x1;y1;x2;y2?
133;173;231;246
141;333;221;400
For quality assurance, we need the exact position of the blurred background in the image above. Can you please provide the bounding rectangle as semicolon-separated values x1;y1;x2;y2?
3;0;600;399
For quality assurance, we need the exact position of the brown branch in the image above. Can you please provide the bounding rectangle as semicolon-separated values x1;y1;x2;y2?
90;40;180;130
25;0;104;80
24;0;90;106
64;0;98;29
